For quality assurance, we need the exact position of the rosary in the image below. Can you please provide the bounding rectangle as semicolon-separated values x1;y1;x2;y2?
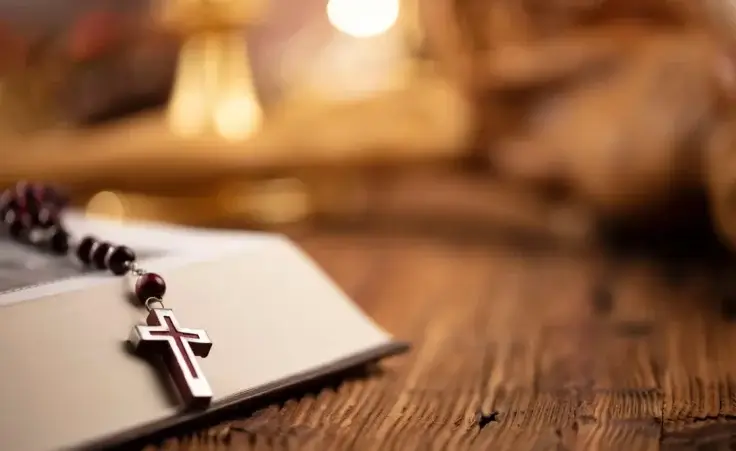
0;181;214;409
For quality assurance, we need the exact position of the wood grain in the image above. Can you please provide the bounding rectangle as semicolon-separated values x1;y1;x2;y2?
135;218;736;450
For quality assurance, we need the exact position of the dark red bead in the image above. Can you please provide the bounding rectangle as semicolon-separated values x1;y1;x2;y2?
13;181;28;198
108;246;135;275
0;189;10;208
22;184;42;215
49;228;70;255
7;218;27;240
76;236;97;265
0;203;9;223
11;187;27;207
135;273;166;302
30;184;67;209
4;197;23;216
35;208;58;228
29;183;47;201
92;241;112;269
4;196;33;229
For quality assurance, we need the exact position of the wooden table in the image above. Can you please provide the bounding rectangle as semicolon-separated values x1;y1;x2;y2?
11;106;725;449
133;216;736;451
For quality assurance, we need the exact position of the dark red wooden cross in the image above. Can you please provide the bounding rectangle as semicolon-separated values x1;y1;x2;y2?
129;308;213;408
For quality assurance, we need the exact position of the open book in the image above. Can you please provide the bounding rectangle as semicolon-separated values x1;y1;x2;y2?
0;213;407;451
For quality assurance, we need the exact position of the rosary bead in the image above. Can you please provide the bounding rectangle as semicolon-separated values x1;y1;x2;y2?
3;197;23;217
76;236;97;265
21;186;41;217
0;189;10;208
92;242;112;269
3;197;35;231
135;273;166;302
12;181;28;198
108;246;136;275
0;203;9;223
8;218;27;240
42;185;68;209
27;183;48;202
49;228;70;255
35;208;58;229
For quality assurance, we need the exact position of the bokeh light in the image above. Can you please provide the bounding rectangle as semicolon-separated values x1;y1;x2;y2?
327;0;400;38
85;191;127;221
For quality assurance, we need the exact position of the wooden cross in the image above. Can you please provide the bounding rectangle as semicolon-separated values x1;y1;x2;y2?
129;308;213;408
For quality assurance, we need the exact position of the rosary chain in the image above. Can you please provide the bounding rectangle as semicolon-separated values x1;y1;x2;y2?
0;181;169;308
126;261;148;277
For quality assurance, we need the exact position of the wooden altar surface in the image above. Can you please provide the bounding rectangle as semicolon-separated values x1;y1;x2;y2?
125;189;736;451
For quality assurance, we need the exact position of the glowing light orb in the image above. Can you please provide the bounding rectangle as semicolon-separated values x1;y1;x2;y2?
85;191;126;221
167;33;262;141
213;93;262;141
326;0;400;38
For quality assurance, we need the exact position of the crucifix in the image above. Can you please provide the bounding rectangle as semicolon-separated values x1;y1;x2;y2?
129;307;213;408
158;0;267;141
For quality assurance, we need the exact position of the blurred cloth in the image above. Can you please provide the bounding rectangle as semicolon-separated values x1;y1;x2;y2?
0;0;332;123
0;3;176;124
420;0;736;228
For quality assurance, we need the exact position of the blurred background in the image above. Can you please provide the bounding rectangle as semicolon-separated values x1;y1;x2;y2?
1;0;736;261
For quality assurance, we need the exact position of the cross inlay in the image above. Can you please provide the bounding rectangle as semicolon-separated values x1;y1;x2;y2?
129;308;213;408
